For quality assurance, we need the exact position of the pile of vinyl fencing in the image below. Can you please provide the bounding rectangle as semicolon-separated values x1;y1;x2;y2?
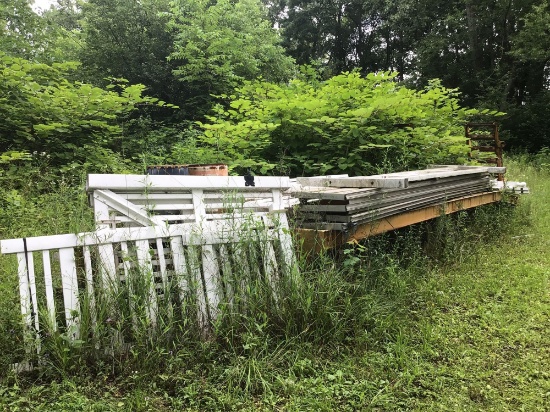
0;175;296;358
0;165;522;359
292;165;506;230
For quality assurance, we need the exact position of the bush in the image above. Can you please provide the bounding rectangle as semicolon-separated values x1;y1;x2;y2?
196;71;501;175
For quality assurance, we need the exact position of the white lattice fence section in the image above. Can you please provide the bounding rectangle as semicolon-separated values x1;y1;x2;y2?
1;216;296;352
86;174;291;228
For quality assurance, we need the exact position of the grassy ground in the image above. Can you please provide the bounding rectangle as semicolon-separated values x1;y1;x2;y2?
0;158;548;411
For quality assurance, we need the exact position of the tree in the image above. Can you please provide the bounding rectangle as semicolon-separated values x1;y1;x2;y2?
413;0;549;149
263;0;424;77
268;0;549;152
504;1;550;150
511;1;550;64
0;0;48;59
78;0;186;120
0;52;168;170
168;0;296;107
193;71;495;175
40;0;84;64
265;0;367;75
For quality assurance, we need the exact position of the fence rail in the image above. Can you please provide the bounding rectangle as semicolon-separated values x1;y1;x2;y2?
1;214;296;355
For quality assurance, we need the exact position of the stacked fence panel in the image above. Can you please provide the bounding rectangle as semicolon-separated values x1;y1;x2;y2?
292;166;501;230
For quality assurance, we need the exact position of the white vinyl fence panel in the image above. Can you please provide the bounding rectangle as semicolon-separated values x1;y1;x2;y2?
2;214;296;354
1;174;297;357
86;174;291;228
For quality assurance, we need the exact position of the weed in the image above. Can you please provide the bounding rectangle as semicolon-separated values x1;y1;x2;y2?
0;156;548;410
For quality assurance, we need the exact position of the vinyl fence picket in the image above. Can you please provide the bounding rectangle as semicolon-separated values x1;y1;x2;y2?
58;247;80;338
42;250;56;331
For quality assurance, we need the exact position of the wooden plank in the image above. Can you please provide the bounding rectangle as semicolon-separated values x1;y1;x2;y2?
169;236;190;313
142;204;195;212
348;192;503;240
134;202;272;212
87;175;291;192
428;164;506;174
217;244;234;306
344;178;490;203
119;242;138;331
98;243;117;291
93;190;160;227
192;189;206;223
261;238;279;297
298;180;491;214
294;175;350;186
58;248;80;338
42;251;56;330
271;214;297;276
142;215;195;223
292;186;376;201
0;224;218;253
201;244;220;322
122;193;193;200
154;238;174;319
25;251;39;335
93;194;113;230
295;168;491;189
270;188;283;212
389;168;488;182
119;242;132;282
186;245;207;329
293;174;490;201
2;218;270;254
299;181;490;213
230;240;252;312
16;252;33;337
120;192;274;200
466;122;496;127
301;184;491;224
155;238;169;287
2;220;275;252
192;212;270;221
471;146;499;153
467;134;496;140
294;230;343;256
303;177;490;203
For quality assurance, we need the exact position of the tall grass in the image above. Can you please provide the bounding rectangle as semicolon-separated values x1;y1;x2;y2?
2;206;522;380
0;155;543;406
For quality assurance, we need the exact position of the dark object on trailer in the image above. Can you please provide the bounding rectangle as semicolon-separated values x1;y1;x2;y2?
465;122;505;181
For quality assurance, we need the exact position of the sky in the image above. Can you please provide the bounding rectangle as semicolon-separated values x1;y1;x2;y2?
31;0;57;12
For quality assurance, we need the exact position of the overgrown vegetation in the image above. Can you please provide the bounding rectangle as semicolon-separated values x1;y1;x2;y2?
0;155;548;410
2;0;548;175
196;71;500;175
1;0;549;409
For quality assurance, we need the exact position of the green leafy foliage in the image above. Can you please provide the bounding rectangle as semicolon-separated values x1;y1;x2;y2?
0;52;171;170
78;0;186;119
510;1;550;63
168;0;295;102
197;71;495;175
0;0;47;59
39;0;83;64
266;0;548;153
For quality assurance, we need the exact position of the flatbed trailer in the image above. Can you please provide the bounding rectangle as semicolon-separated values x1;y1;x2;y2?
295;191;503;253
